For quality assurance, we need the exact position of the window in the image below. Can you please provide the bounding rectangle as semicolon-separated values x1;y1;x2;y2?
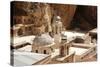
29;19;31;22
13;19;16;24
44;50;46;54
24;19;26;23
18;19;20;23
18;29;23;36
36;50;38;53
56;26;58;34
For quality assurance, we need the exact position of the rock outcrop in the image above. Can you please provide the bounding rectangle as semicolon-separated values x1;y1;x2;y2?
11;1;97;36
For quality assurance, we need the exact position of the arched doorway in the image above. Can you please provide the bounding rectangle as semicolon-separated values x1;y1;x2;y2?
36;50;38;53
44;50;47;54
18;28;23;36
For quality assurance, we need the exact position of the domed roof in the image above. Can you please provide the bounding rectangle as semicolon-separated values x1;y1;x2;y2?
33;33;54;45
56;16;61;20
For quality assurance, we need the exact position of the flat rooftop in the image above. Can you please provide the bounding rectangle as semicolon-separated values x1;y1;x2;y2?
61;30;85;42
89;28;97;33
11;36;35;47
12;50;50;66
70;47;88;55
17;45;32;52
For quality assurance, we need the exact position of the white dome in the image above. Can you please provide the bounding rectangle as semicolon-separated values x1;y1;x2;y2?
56;16;61;20
33;33;54;45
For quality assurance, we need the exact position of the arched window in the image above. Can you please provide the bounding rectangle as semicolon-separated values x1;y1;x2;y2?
44;50;46;54
28;19;31;22
13;19;16;24
36;50;38;53
18;28;23;36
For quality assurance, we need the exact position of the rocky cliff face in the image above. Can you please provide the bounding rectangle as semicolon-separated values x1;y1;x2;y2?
50;4;77;29
71;6;97;31
12;2;77;29
12;1;97;32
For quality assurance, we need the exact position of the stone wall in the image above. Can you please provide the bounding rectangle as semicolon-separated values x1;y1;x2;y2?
32;45;52;54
